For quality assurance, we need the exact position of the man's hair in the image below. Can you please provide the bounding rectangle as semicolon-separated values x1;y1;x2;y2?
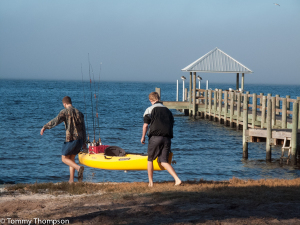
62;96;72;104
149;92;160;101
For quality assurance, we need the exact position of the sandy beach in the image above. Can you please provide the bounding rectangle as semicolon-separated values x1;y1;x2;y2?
1;178;300;224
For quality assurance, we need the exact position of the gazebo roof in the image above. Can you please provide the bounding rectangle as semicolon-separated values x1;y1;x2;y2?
181;47;253;74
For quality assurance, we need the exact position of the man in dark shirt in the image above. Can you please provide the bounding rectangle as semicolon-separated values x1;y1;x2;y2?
40;96;86;183
141;92;181;187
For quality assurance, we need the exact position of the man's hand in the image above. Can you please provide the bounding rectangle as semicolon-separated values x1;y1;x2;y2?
141;136;145;144
40;127;45;136
141;123;148;144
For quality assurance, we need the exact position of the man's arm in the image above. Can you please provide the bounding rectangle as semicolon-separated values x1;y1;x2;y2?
40;111;65;135
141;123;148;144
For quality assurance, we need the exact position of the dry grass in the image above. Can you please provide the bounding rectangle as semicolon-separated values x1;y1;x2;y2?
4;177;300;200
4;182;103;195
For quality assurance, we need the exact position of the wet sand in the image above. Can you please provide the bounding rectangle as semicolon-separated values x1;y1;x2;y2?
1;178;300;224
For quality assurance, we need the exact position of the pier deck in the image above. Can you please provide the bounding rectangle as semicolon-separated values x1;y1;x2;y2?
159;88;300;164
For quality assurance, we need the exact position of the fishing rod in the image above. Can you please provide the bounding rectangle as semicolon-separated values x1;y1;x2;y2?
96;62;102;145
91;63;98;144
90;63;99;145
81;64;89;142
88;54;96;144
89;61;102;146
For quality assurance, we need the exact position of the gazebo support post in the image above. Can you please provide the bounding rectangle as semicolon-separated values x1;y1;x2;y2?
241;73;245;91
193;72;196;117
236;73;239;90
189;72;192;116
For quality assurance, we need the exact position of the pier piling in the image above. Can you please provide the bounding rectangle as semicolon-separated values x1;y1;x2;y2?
282;98;287;129
272;97;276;127
230;91;234;127
209;89;212;120
252;93;257;128
155;88;161;98
214;91;217;122
276;95;280;115
266;98;272;162
236;92;241;130
193;72;196;117
291;101;299;165
286;95;290;112
261;96;266;128
243;93;248;159
224;91;228;126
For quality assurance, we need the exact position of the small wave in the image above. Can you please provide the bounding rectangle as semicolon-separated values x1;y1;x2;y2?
0;179;15;185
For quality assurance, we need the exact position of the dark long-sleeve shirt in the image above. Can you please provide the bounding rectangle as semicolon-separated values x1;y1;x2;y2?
43;106;86;142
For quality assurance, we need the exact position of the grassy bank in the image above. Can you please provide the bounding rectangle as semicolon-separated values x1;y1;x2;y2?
1;178;300;224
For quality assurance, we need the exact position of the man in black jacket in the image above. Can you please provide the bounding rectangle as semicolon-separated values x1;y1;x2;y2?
141;92;181;187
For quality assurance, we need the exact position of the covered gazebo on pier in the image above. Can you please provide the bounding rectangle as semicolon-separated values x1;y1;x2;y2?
181;47;253;116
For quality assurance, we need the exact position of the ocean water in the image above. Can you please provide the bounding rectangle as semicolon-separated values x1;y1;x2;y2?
0;79;299;184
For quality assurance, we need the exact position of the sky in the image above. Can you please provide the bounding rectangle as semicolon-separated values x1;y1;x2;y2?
0;0;300;84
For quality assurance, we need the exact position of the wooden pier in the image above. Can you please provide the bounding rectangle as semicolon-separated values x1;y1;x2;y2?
157;87;300;164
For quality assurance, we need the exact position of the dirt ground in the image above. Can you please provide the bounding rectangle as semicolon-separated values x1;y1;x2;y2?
1;179;300;224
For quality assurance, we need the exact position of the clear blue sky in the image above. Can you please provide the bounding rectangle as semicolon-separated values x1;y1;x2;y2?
1;0;299;84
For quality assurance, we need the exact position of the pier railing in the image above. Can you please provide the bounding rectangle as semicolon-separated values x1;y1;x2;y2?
194;89;300;130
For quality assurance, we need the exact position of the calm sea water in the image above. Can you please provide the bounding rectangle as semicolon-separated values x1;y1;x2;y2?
0;79;299;184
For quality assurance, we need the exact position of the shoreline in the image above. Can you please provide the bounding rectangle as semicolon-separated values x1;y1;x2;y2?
1;178;300;224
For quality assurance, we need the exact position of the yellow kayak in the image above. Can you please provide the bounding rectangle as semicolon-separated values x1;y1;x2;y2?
78;152;173;171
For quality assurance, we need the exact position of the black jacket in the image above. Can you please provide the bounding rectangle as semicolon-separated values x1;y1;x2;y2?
143;103;174;138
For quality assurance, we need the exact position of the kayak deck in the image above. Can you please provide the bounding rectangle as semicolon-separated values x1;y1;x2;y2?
78;152;173;171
